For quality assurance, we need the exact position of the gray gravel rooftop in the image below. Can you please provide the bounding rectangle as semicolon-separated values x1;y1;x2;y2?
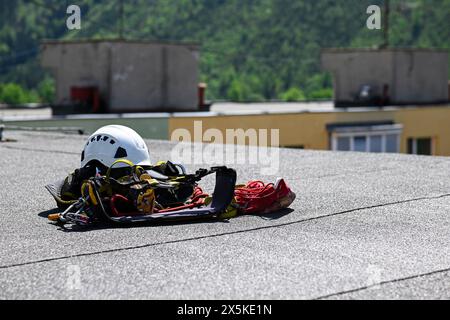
0;130;449;300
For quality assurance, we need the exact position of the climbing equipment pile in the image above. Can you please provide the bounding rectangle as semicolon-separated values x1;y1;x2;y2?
46;160;296;227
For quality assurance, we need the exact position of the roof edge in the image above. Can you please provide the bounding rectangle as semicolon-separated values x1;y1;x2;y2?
40;38;201;48
322;47;449;53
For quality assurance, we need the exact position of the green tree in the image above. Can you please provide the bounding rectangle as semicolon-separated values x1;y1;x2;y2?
280;88;306;102
308;88;333;100
37;77;55;103
0;83;28;104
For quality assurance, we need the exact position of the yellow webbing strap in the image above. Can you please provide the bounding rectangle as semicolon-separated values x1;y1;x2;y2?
137;188;156;214
203;197;239;220
105;159;135;182
81;182;99;206
87;182;98;206
139;174;162;187
140;173;181;188
56;198;78;206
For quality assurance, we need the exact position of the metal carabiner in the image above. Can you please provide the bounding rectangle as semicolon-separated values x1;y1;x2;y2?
59;201;79;223
60;197;86;222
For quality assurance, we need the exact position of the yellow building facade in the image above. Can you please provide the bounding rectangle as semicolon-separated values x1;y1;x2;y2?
169;105;450;156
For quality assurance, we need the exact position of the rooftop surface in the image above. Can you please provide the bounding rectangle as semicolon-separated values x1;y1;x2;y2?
1;130;450;299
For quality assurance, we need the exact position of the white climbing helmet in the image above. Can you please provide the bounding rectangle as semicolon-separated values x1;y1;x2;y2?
81;125;151;168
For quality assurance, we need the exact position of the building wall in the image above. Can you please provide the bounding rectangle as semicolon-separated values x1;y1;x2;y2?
393;107;450;156
109;43;164;111
40;41;199;112
393;51;449;104
168;106;450;156
41;42;111;106
169;113;334;150
108;43;199;112
4;106;450;157
322;50;394;103
322;49;449;105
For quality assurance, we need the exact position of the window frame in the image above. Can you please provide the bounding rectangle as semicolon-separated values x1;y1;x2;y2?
407;137;434;156
331;125;403;154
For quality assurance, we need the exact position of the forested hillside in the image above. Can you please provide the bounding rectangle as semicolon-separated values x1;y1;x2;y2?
0;0;449;103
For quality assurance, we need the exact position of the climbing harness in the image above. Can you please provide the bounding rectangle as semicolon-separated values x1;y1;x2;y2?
46;160;238;226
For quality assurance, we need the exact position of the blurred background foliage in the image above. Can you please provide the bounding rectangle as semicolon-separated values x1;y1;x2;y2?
0;0;449;104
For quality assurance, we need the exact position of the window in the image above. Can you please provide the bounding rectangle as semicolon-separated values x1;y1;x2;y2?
369;135;382;153
333;134;400;153
353;136;367;152
407;138;433;156
337;137;350;151
330;123;403;154
385;134;399;153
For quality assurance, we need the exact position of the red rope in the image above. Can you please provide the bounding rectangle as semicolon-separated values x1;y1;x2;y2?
235;180;292;214
155;187;208;213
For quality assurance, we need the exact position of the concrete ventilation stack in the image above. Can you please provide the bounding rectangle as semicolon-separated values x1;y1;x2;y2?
41;39;201;114
322;48;449;107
